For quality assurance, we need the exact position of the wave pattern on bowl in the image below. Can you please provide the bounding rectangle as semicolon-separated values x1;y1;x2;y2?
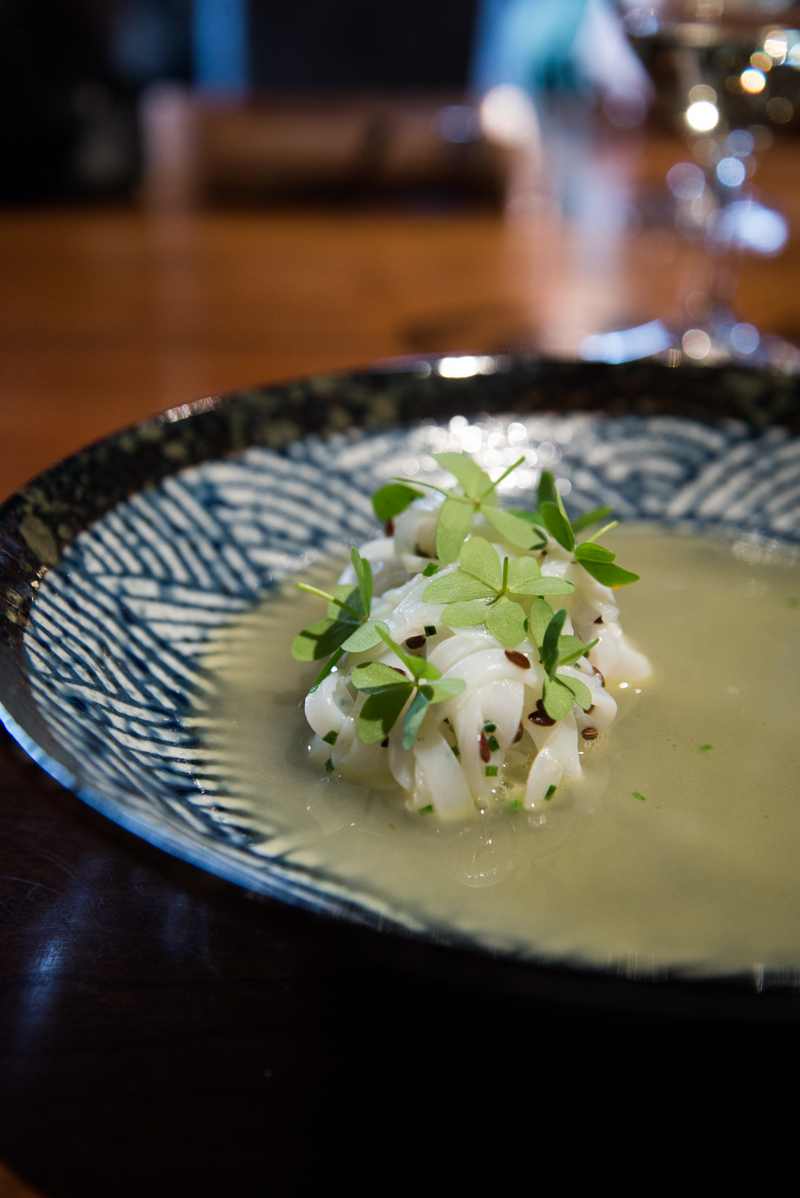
22;413;800;850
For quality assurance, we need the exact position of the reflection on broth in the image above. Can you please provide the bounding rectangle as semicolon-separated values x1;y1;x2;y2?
200;526;800;977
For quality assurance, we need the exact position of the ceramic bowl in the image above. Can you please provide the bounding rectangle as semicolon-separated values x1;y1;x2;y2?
3;355;800;1018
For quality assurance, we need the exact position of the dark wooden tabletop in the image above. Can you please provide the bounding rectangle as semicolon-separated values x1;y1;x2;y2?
3;129;800;1195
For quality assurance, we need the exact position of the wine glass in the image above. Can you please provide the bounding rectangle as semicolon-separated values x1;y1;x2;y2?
624;2;800;370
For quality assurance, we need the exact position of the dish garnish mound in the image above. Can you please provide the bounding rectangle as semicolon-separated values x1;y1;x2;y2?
292;452;650;817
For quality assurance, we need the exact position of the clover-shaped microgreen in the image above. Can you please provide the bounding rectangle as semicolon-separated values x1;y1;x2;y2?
394;451;546;564
292;548;388;690
511;470;639;588
532;606;598;720
422;536;574;645
372;482;423;523
350;626;466;749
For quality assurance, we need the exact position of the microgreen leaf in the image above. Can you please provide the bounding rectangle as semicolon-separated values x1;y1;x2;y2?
485;596;528;644
440;599;493;626
423;570;495;603
351;548;373;617
372;482;423;522
308;647;345;692
359;685;414;743
527;597;554;648
526;577;576;596
506;556;541;590
579;560;640;588
291;616;353;662
351;661;410;693
460;536;503;589
541;499;574;552
403;690;430;749
436;496;475;565
557;637;599;667
483;506;545;550
538;470;559;510
340;620;388;653
575;542;616;564
420;679;467;703
542;676;574;720
557;673;593;710
431;451;492;498
570;505;614;533
326;584;363;622
542;608;567;672
557;635;590;663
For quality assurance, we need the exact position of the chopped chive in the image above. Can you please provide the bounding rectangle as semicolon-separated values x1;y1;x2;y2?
419;804;434;814
633;790;646;801
422;564;440;577
485;765;499;777
324;758;334;773
699;744;713;752
483;722;497;733
451;746;460;757
508;798;524;811
487;735;500;753
545;784;557;800
424;624;437;636
322;730;338;745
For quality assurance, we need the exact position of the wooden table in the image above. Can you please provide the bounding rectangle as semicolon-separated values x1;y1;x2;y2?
2;128;800;1195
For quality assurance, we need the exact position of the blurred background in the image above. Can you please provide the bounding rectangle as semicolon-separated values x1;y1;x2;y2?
3;0;800;499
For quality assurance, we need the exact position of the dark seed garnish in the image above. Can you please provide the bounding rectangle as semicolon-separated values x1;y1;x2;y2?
381;737;389;747
390;666;407;675
505;650;530;669
587;704;595;714
528;700;556;727
594;616;604;624
513;721;524;743
479;732;491;763
385;519;395;537
592;666;605;688
581;726;598;740
406;635;426;650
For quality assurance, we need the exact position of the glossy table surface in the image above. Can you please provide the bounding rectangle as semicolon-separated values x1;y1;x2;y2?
2;127;800;1195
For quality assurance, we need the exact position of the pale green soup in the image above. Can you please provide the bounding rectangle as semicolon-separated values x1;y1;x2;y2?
199;526;800;978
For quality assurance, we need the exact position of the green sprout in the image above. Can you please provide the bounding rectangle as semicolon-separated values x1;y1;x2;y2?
512;471;639;588
291;547;389;690
422;536;574;645
394;451;547;564
350;626;466;749
531;605;597;720
372;482;424;523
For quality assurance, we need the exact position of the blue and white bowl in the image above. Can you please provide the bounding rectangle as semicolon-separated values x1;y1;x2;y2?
3;355;800;1014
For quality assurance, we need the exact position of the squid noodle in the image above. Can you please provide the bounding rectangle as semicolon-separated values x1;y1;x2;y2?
303;499;651;818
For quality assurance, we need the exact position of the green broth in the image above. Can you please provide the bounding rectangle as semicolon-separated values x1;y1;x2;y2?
199;526;800;977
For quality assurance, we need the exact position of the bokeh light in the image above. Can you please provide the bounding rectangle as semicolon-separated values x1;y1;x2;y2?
682;329;711;359
686;101;719;131
764;33;788;63
667;161;706;200
731;323;760;354
741;69;766;94
479;85;539;147
766;97;794;123
716;156;746;187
